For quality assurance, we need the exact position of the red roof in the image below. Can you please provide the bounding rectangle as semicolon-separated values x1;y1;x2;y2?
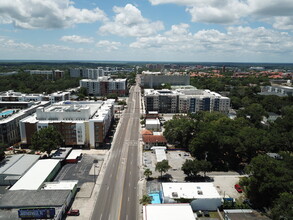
142;135;167;143
141;129;153;135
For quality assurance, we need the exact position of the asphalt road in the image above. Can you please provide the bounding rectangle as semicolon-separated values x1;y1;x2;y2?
91;79;141;220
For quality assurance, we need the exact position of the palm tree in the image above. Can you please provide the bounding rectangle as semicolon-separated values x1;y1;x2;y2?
140;195;152;205
144;168;152;180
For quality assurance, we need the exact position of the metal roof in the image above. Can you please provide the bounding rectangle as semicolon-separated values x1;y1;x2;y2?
0;155;23;174
10;159;60;191
3;154;39;176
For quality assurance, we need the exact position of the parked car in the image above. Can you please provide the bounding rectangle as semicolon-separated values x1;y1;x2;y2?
203;210;210;217
234;184;243;193
67;209;80;216
196;210;203;217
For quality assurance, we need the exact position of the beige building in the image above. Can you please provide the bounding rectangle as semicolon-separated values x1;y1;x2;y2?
19;100;114;148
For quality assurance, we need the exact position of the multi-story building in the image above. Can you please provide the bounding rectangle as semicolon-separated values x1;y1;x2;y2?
144;88;230;114
140;71;190;88
25;70;64;80
0;101;50;146
70;68;105;79
80;77;127;96
0;90;70;105
49;91;70;103
19;100;115;148
259;85;293;96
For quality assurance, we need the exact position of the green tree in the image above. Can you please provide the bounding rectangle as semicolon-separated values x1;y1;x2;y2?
271;193;293;220
139;195;152;205
244;154;293;208
198;160;212;177
181;159;200;177
237;103;267;127
31;126;63;155
163;116;195;147
155;160;171;178
144;168;152;180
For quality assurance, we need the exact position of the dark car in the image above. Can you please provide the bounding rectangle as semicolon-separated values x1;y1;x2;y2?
203;210;210;217
234;184;243;193
67;209;80;216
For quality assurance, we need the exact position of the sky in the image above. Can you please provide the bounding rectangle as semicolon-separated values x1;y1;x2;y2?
0;0;293;62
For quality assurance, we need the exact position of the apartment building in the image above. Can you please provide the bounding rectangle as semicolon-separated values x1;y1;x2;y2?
140;71;190;88
0;90;70;105
259;85;293;96
19;100;114;148
144;88;230;114
80;77;127;96
70;68;105;79
0;101;50;146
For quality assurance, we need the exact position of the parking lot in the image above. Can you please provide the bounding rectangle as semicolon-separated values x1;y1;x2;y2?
143;149;243;200
143;150;193;181
54;153;105;187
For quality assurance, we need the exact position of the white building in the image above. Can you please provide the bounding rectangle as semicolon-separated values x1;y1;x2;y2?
141;71;190;88
20;100;115;148
80;77;127;96
143;204;194;220
162;182;222;211
144;88;230;114
10;159;61;191
145;118;161;131
70;68;105;78
0;101;50;145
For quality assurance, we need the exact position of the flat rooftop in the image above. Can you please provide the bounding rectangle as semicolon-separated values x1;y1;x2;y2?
162;182;221;199
10;159;60;191
0;155;23;174
143;204;194;220
223;209;271;220
66;150;82;160
3;154;39;176
0;190;70;208
42;180;78;190
51;147;72;160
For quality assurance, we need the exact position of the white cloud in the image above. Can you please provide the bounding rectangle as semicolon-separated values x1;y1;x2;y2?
0;36;34;49
96;40;122;51
148;0;293;29
60;35;94;43
0;0;107;29
130;24;293;57
99;4;164;37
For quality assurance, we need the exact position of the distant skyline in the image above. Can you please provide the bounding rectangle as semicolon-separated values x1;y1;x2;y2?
0;0;293;63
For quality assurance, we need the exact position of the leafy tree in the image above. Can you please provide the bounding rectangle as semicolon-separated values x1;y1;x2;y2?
271;193;293;220
163;116;195;147
155;160;171;178
237;103;268;127
181;159;200;177
182;159;212;177
244;154;293;208
199;160;212;177
144;168;152;180
31;126;63;155
139;195;152;205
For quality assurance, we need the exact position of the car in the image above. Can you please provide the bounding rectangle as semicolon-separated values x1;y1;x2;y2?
67;209;80;216
234;184;243;193
203;210;210;217
196;210;203;217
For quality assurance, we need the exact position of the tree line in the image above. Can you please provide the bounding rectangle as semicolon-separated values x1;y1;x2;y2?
0;72;80;94
163;106;292;170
